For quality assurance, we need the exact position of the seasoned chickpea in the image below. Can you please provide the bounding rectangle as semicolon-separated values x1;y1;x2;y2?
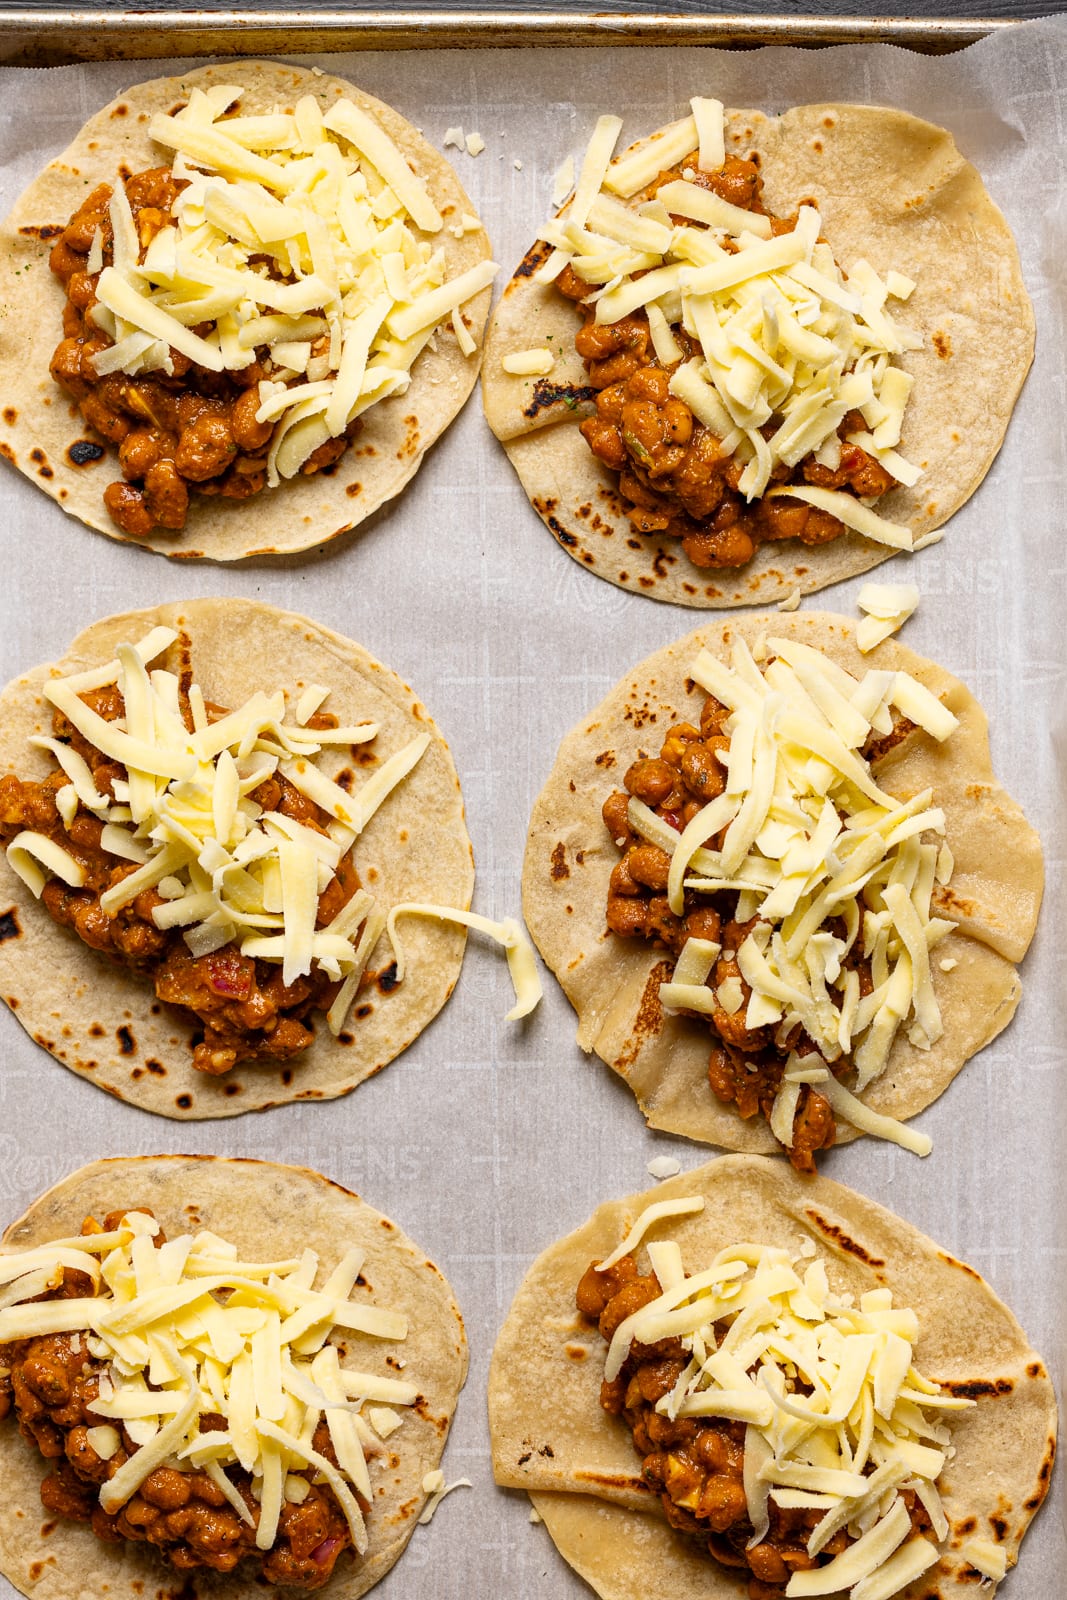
598;1275;661;1339
608;856;642;898
605;896;648;938
624;757;675;806
627;365;671;405
683;521;756;569
748;1544;790;1584
681;738;727;801
799;508;845;546
602;790;634;843
230;387;273;452
119;428;168;483
621;398;665;460
80;392;132;446
700;696;729;738
103;481;154;538
65;272;97;311
141;1467;192;1511
143;460;190;530
626;844;671;891
659;723;701;769
698;1472;748;1531
50;337;89;398
685;905;722;944
661;398;693;446
175;414;236;482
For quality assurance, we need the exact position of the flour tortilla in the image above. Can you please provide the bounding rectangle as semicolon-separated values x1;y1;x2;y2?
489;1155;1056;1599
522;612;1043;1149
0;598;475;1119
0;1154;468;1600
483;105;1033;608
0;61;492;562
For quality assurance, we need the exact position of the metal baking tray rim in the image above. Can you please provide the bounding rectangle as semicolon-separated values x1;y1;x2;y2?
0;9;1014;67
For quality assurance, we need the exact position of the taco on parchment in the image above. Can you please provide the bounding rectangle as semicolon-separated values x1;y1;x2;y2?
0;60;495;560
522;612;1042;1165
483;100;1032;607
0;598;500;1119
489;1156;1056;1600
0;1153;468;1599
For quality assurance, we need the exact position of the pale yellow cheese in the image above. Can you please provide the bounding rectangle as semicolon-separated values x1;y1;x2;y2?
636;637;959;1156
386;903;541;1021
502;348;556;377
593;1215;971;1600
856;583;920;652
0;1211;423;1555
9;628;517;1039
88;87;494;477
523;105;923;534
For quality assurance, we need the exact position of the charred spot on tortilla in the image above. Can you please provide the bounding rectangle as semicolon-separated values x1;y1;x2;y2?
937;1248;984;1281
0;908;19;942
66;439;105;466
522;379;597;421
804;1210;885;1268
512;239;552;280
941;1378;1014;1400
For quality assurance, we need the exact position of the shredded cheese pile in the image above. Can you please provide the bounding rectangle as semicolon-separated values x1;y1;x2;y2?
596;1198;974;1600
635;634;959;1155
6;626;540;1032
530;99;921;542
0;1209;424;1554
89;83;497;482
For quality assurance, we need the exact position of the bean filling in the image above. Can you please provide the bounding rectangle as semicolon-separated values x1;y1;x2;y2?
0;1211;355;1589
49;168;360;539
575;1253;932;1600
602;683;913;1170
558;157;897;569
0;678;362;1076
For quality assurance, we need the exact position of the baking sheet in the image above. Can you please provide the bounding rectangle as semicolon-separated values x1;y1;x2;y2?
0;11;1016;68
0;16;1064;1595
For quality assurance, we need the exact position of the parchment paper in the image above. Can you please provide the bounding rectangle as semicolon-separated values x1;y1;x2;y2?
0;18;1063;1597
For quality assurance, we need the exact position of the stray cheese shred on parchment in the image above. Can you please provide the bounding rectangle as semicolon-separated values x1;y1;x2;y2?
0;1210;432;1553
636;635;960;1156
527;100;922;540
5;628;538;1030
595;1198;974;1600
856;584;920;654
91;84;497;482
